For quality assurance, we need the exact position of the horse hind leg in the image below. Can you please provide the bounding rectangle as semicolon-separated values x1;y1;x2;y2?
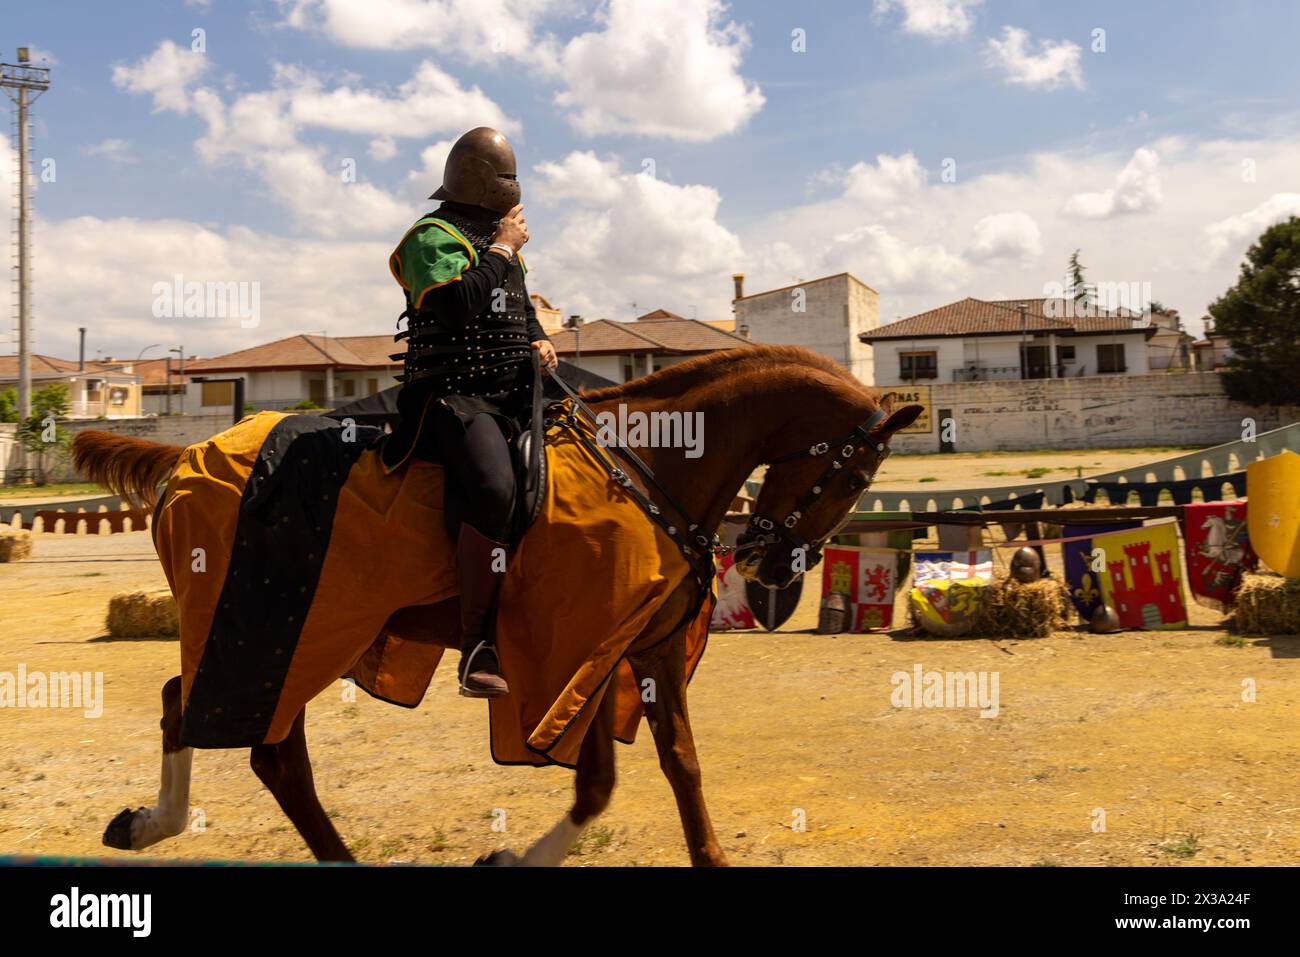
103;675;193;851
249;709;354;862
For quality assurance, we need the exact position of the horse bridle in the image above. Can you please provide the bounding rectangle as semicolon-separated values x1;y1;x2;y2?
736;405;892;570
546;369;892;585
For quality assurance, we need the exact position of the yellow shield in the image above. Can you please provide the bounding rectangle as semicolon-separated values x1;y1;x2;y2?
1247;449;1300;578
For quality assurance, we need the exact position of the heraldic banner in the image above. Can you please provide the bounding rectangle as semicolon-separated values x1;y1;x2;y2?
822;545;897;631
1091;522;1188;630
1181;501;1258;610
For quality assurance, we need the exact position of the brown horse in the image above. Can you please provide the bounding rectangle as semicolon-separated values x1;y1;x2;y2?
72;345;920;866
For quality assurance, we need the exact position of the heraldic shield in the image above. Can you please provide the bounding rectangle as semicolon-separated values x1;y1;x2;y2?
1246;449;1300;578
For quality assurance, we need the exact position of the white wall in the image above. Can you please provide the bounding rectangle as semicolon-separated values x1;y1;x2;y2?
735;275;879;385
889;371;1299;453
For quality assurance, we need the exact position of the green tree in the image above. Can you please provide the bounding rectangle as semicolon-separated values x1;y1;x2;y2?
1209;216;1300;406
0;387;17;423
1068;249;1089;303
19;382;73;484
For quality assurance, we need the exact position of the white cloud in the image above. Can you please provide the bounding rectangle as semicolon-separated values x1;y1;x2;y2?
555;0;764;141
1204;192;1300;262
985;26;1083;91
82;138;137;165
111;40;210;114
283;60;518;138
113;43;518;238
967;211;1042;262
1064;147;1163;219
527;150;743;319
369;137;398;162
840;153;929;206
739;135;1300;340
277;0;564;74
872;0;983;39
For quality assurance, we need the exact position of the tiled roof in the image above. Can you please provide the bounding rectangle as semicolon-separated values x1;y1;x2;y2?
550;316;753;356
861;297;1149;341
186;334;400;373
0;354;139;379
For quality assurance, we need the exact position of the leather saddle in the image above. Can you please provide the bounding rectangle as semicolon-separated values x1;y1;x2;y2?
443;349;549;547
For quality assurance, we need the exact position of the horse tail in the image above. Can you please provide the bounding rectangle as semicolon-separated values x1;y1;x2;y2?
70;431;184;509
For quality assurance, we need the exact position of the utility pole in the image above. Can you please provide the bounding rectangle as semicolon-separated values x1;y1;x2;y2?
170;346;186;415
1;48;50;424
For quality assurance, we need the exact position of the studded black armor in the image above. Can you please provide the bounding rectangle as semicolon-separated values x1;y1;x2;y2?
393;207;533;397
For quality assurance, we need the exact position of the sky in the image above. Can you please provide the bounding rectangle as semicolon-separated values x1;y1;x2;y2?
2;0;1299;362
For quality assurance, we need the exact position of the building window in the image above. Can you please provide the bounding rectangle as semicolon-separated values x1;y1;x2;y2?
86;379;104;403
109;386;128;406
1058;345;1076;361
367;378;379;395
621;359;635;382
308;379;326;405
342;379;356;397
202;381;234;407
899;351;938;380
1097;344;1127;374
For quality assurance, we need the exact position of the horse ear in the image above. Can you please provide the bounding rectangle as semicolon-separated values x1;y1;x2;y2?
872;404;924;439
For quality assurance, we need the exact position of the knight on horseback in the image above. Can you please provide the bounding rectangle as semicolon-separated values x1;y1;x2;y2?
383;126;557;699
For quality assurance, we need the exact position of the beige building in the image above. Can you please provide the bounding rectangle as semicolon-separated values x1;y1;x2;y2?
730;272;879;385
0;354;143;419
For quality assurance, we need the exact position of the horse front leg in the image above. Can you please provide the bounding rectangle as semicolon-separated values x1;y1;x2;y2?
479;681;618;867
631;633;728;867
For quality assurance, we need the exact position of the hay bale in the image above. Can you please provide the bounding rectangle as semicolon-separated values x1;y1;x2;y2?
0;529;32;562
967;576;1073;639
106;588;179;639
1235;573;1300;635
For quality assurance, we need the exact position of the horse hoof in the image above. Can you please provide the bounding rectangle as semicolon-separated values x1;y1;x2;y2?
473;849;520;867
102;807;138;850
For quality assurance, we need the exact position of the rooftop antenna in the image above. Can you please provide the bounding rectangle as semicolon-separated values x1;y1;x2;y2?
2;46;51;423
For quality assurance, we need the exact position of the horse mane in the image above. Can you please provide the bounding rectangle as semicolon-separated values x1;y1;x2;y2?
579;344;880;408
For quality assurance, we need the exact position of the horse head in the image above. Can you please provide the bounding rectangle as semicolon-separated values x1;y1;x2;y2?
734;392;923;589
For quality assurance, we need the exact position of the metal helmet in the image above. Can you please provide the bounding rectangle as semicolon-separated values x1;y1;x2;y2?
1009;546;1043;584
1090;604;1122;634
430;127;520;215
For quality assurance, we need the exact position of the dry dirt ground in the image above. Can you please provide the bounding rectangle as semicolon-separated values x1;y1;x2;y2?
1;527;1297;867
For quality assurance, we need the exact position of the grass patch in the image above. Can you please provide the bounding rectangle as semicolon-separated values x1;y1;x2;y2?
568;824;614;857
1215;633;1248;648
917;476;938;483
1159;833;1201;859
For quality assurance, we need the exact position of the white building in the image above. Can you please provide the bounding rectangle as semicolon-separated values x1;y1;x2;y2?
731;272;879;384
185;335;402;412
862;297;1155;387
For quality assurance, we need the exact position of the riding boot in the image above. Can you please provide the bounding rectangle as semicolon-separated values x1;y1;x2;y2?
456;523;511;698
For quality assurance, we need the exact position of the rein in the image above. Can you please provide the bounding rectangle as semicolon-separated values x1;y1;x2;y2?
545;371;719;588
545;369;892;587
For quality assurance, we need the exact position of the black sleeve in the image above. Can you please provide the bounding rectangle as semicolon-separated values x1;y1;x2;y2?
418;251;512;329
522;273;550;344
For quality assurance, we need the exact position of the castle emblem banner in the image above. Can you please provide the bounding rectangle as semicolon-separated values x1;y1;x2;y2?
1091;522;1188;630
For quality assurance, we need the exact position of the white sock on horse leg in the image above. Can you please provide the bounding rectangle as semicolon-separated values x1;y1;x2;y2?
520;813;583;867
131;747;193;850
